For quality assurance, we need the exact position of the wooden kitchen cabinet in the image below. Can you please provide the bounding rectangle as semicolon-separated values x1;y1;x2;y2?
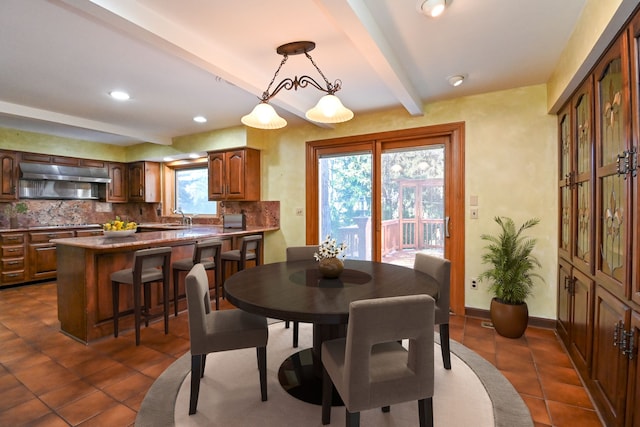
0;150;19;201
0;232;26;286
28;230;74;281
105;162;128;203
557;10;640;427
208;148;260;201
128;161;160;202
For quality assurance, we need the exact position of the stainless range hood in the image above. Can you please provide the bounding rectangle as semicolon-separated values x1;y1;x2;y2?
19;163;111;183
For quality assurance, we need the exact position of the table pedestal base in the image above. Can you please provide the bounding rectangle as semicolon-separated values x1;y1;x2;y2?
277;348;343;406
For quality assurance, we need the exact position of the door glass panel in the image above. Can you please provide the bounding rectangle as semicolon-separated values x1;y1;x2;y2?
381;146;445;267
318;153;372;260
560;186;571;252
560;112;570;177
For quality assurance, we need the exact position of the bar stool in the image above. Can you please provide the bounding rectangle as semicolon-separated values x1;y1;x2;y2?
220;235;262;286
172;239;222;312
111;246;172;346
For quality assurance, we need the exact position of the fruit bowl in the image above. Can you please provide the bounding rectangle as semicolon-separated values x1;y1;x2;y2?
103;229;137;238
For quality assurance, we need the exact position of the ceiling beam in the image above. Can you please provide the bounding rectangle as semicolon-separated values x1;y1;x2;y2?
0;101;171;145
315;0;424;116
58;0;325;126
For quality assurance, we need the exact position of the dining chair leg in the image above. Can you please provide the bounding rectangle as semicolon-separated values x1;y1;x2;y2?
257;346;267;401
322;367;333;425
172;269;180;317
440;323;451;369
285;320;290;329
133;283;142;346
112;281;119;337
200;354;206;378
346;409;360;427
293;321;299;348
162;278;169;334
382;406;390;412
418;397;433;427
189;354;203;415
143;282;151;327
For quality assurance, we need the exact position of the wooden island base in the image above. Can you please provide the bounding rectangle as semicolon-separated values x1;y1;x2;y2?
53;226;273;343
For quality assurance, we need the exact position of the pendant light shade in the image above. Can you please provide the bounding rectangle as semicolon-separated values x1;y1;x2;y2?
241;102;287;129
305;94;354;123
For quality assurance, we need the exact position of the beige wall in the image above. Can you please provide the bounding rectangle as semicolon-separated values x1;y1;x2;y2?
255;84;558;319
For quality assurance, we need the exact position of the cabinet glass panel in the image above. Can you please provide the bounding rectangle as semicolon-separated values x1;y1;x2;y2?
576;182;590;262
599;58;624;166
561;186;571;252
600;174;625;281
560;112;570;177
575;93;591;175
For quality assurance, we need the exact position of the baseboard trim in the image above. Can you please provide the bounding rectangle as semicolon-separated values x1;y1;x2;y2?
464;307;557;330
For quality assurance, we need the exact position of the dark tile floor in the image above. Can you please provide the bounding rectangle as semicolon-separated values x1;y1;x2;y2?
0;281;603;426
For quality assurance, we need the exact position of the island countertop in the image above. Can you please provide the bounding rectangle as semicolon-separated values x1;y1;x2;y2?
51;225;278;249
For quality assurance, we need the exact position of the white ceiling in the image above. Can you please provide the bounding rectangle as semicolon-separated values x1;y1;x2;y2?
0;0;589;147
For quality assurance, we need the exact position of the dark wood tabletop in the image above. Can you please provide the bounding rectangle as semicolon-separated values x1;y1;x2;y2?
224;259;439;325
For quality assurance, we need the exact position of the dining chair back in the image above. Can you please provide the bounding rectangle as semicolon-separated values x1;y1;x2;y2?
110;246;172;346
321;294;435;426
414;252;452;369
172;239;222;312
285;245;318;347
185;263;268;415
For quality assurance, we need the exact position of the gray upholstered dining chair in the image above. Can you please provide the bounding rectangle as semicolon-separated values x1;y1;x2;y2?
321;294;435;427
185;263;268;415
172;238;222;312
285;245;318;347
414;252;452;369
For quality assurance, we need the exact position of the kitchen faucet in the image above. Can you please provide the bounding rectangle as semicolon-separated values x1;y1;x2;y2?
173;208;193;226
173;208;186;224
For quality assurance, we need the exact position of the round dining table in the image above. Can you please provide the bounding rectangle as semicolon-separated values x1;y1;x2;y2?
224;258;439;405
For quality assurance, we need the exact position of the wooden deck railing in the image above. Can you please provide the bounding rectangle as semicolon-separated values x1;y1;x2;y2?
338;217;444;259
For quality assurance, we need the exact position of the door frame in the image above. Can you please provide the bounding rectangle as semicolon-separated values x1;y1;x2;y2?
305;122;466;315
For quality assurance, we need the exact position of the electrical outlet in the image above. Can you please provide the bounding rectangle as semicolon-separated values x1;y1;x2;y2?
295;208;304;216
471;279;478;290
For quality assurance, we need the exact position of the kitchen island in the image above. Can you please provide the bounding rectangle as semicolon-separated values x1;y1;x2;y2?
52;225;277;343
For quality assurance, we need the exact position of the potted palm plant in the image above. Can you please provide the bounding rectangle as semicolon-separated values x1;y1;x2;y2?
478;216;542;338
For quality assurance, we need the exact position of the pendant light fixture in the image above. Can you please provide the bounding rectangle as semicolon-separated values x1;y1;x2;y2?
241;41;354;130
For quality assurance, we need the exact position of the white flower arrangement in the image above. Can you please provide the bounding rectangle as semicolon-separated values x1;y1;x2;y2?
314;235;347;260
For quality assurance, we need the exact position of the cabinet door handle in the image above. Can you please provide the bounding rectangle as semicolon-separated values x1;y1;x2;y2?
445;216;450;238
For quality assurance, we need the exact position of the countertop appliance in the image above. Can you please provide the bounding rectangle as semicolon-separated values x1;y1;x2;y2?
223;213;246;230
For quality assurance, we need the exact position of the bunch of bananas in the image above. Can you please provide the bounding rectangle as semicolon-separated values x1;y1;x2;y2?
103;216;137;231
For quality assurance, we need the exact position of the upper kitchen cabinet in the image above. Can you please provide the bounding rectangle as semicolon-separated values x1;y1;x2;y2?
0;150;18;201
105;162;128;203
128;161;160;203
208;148;260;201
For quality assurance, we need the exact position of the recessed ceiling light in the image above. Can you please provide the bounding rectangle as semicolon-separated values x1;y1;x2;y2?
193;115;207;123
447;75;465;87
109;90;130;101
188;153;201;159
416;0;451;18
163;156;173;162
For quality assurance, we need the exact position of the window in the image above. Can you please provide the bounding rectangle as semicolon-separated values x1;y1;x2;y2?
174;166;217;215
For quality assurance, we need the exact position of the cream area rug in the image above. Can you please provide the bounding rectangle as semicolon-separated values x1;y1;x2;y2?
136;321;533;427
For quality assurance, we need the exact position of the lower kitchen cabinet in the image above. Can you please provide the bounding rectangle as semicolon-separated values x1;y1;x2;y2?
557;259;594;377
591;286;635;427
28;230;74;281
0;232;26;286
